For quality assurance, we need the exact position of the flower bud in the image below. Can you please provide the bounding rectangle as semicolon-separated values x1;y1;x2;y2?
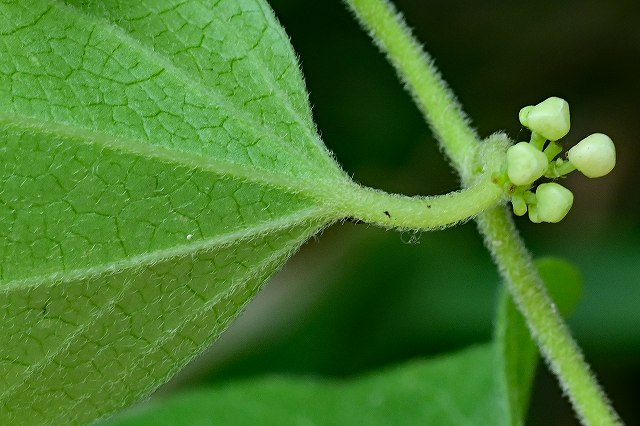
506;142;549;186
567;133;616;178
519;97;570;141
536;183;574;223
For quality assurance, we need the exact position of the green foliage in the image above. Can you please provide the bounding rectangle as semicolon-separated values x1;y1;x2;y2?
0;1;346;423
0;1;499;422
103;257;581;426
0;0;629;424
496;257;583;425
105;344;507;426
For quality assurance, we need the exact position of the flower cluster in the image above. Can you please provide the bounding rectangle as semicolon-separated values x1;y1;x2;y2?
504;97;616;223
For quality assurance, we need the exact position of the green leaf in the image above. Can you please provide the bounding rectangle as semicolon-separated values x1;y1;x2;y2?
0;1;348;423
496;287;538;426
535;257;582;317
103;344;508;426
495;257;583;425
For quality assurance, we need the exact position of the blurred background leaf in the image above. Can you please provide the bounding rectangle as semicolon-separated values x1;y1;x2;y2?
106;345;507;426
105;1;640;425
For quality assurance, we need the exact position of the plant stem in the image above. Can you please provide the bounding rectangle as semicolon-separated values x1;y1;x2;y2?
477;207;620;425
544;141;563;161
333;174;503;230
344;0;479;180
345;0;621;423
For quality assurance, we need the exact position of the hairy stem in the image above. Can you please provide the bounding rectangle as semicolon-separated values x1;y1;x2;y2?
344;0;479;180
333;174;503;230
477;207;621;425
345;0;621;423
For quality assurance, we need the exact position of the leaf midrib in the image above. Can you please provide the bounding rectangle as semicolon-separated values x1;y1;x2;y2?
0;111;346;204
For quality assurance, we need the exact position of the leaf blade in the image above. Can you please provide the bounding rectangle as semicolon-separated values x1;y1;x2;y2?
1;219;326;425
0;0;346;422
104;344;508;426
0;0;342;181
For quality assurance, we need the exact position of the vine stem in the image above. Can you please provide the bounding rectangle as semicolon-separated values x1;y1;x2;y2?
478;207;620;425
344;0;621;424
343;0;479;181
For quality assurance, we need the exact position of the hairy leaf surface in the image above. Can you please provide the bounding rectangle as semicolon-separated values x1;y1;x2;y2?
0;0;348;423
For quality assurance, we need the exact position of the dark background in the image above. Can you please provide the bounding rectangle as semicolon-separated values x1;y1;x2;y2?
160;1;640;424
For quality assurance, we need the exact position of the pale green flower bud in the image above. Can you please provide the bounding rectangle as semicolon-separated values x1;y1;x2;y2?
536;183;574;223
519;97;570;141
518;106;533;127
567;133;616;178
506;142;549;186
